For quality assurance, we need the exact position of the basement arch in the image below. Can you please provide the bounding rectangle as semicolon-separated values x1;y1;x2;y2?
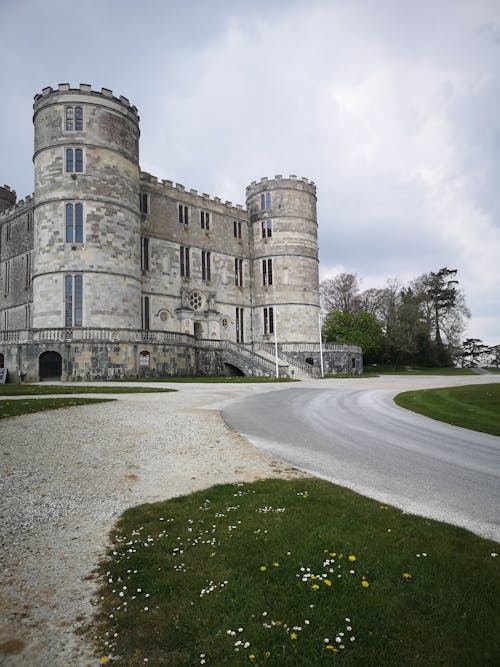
39;351;62;382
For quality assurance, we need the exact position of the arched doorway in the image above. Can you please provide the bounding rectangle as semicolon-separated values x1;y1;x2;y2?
39;351;62;381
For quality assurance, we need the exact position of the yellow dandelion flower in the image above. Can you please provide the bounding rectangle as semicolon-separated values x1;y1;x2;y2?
273;562;280;567
312;583;320;590
290;632;298;640
361;580;369;588
210;552;216;558
402;572;412;579
264;650;271;658
101;658;109;664
329;552;336;557
348;555;356;562
249;654;255;661
259;565;267;572
324;579;332;586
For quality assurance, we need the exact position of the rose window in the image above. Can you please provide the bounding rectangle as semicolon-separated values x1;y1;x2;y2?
189;291;203;310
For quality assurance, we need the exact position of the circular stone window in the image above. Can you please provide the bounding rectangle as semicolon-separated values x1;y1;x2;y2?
221;317;229;328
159;310;169;322
189;291;204;311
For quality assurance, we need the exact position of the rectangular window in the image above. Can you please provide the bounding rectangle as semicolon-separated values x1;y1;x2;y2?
27;212;33;232
236;307;244;343
65;106;83;131
260;192;271;210
141;236;150;271
261;219;272;238
25;303;31;328
180;246;190;277
75;106;83;131
202;250;211;282
65;203;83;243
178;204;189;224
142;296;150;330
264;307;274;335
200;211;210;230
65;106;74;131
234;258;243;287
233;220;242;239
64;274;83;327
262;258;273;286
5;223;10;241
65;148;84;173
25;253;32;289
3;260;10;296
139;192;149;214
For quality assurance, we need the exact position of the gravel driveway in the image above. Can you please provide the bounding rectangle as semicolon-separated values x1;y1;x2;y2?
0;383;299;666
1;375;497;665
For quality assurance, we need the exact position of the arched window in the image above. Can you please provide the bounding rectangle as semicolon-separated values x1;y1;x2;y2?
65;106;74;130
66;106;83;131
65;203;83;243
65;148;84;173
139;351;150;367
75;106;83;131
64;274;83;327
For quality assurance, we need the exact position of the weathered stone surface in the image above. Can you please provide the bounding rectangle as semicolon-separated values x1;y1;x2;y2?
0;85;362;379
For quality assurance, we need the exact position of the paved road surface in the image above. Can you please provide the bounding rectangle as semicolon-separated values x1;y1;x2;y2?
222;377;500;542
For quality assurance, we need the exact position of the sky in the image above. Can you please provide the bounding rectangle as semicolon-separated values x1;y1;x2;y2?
1;0;499;344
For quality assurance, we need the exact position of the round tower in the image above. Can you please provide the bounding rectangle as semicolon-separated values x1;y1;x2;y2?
0;185;16;213
32;83;141;329
246;175;320;343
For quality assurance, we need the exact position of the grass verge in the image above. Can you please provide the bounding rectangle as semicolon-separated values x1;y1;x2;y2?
365;366;475;375
111;377;296;383
0;397;111;420
394;383;500;436
0;384;176;396
91;478;499;666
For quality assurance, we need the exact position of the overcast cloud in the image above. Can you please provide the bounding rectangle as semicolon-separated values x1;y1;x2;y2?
1;0;499;344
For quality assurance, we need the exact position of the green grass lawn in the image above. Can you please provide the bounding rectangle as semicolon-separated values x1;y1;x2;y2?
0;397;111;420
394;383;500;436
365;366;475;375
324;374;378;379
0;384;176;395
91;478;500;666
0;384;175;419
112;376;296;383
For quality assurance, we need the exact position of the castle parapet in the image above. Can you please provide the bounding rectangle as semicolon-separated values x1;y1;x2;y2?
246;175;316;198
33;83;140;121
139;172;246;214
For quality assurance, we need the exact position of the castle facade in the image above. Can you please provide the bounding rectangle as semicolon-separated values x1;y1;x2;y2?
0;84;362;381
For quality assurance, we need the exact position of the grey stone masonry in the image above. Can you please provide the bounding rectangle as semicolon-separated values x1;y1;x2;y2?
0;84;363;380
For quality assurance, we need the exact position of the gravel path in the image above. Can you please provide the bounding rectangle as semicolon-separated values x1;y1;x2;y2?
0;383;300;666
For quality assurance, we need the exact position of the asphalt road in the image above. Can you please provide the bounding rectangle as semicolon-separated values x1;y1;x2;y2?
222;380;500;542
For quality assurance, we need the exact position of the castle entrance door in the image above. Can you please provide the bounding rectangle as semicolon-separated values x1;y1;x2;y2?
39;351;62;381
194;322;203;339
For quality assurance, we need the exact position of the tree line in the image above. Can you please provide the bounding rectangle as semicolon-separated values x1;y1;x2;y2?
320;268;498;368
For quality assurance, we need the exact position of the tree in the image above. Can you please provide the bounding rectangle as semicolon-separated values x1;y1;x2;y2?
460;338;490;368
322;310;384;362
320;273;360;315
490;345;500;368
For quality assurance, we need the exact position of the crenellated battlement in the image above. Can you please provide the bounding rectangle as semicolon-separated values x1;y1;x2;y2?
140;172;245;213
33;83;140;120
0;192;34;221
246;175;316;200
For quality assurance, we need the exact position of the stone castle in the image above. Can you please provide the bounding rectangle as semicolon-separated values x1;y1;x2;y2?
0;83;362;381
